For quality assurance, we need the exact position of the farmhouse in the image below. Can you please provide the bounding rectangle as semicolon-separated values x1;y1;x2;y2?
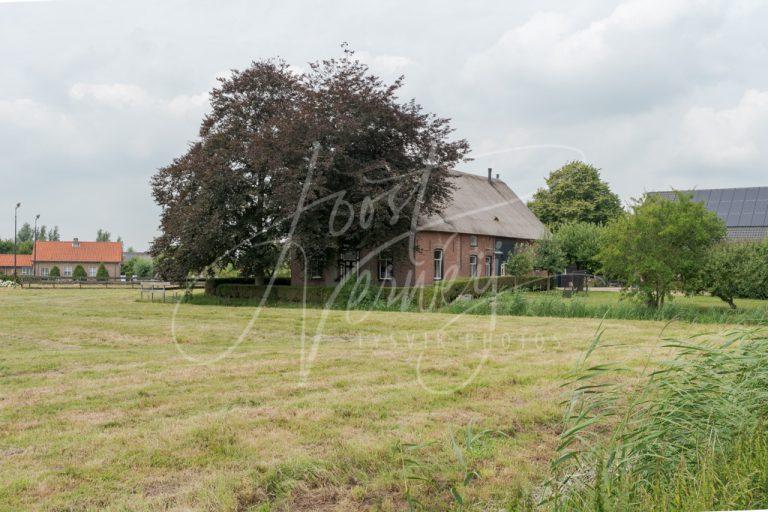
291;169;547;287
653;186;768;241
31;239;123;278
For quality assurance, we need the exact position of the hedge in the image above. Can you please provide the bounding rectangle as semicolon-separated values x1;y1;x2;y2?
204;276;291;295
209;274;554;309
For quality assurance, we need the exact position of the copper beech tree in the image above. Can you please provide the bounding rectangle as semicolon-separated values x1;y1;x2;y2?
151;49;469;282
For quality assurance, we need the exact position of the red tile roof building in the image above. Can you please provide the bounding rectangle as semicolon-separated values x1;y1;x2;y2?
0;239;122;278
33;241;122;263
0;254;33;276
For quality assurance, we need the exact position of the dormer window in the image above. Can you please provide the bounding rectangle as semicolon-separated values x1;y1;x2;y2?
72;238;79;248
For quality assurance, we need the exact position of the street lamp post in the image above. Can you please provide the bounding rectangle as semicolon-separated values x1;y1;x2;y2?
34;214;40;244
13;202;21;280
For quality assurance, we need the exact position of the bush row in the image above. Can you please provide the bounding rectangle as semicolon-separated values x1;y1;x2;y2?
209;275;558;310
204;276;291;295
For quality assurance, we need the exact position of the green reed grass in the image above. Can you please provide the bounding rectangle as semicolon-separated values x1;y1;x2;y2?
547;327;768;511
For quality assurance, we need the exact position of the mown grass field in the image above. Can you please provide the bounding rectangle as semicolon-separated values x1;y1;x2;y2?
0;288;749;511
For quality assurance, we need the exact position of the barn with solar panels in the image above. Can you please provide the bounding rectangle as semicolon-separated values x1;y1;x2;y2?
652;187;768;241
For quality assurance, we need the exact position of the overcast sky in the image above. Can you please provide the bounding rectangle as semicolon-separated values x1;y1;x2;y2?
1;0;767;250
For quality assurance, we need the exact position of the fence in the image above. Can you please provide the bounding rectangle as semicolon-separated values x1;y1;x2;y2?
18;277;206;290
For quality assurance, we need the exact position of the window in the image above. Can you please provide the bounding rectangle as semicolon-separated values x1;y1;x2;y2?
64;266;73;277
21;267;31;276
469;255;478;277
469;235;478;247
89;266;97;277
433;249;444;280
378;254;393;281
338;247;359;280
307;256;324;280
41;267;49;277
485;256;492;276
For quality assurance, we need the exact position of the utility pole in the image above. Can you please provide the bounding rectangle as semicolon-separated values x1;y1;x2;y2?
13;202;21;280
34;214;40;244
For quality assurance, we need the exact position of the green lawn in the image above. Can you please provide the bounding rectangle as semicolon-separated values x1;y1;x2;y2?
0;288;744;511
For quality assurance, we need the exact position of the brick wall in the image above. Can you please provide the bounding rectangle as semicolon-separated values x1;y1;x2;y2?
290;231;530;287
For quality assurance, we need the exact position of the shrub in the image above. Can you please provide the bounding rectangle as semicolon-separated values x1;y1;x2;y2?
72;265;87;281
49;266;61;278
96;264;109;281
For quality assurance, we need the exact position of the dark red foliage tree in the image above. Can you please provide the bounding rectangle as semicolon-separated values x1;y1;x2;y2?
151;48;469;281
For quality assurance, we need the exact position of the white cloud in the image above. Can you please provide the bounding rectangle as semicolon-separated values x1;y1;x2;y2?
678;89;768;165
357;52;414;76
69;82;150;108
461;0;727;118
164;92;209;116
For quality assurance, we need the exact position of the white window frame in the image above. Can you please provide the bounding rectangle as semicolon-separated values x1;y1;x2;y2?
378;255;393;281
63;266;73;277
469;235;478;248
89;266;98;277
469;255;478;277
485;256;493;276
433;249;444;281
21;267;31;276
41;267;50;277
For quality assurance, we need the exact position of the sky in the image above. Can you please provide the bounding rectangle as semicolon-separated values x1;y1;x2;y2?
1;0;767;250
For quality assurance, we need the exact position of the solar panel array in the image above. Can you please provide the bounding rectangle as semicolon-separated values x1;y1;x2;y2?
655;187;768;228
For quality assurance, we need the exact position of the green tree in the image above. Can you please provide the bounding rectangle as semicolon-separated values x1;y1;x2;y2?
38;225;47;241
505;246;535;282
72;265;87;281
17;223;33;243
553;221;605;274
96;263;109;281
150;49;469;282
699;242;752;309
96;229;111;242
134;259;154;280
600;192;725;308
528;161;623;227
48;226;60;241
533;235;566;275
49;266;61;278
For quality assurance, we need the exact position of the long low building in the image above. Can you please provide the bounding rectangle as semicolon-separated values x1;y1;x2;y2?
653;186;768;241
0;239;123;278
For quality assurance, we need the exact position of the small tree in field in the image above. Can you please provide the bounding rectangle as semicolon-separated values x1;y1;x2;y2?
699;242;752;309
506;246;535;282
600;192;725;308
553;221;605;274
49;266;61;278
72;265;87;281
533;235;566;275
96;264;109;281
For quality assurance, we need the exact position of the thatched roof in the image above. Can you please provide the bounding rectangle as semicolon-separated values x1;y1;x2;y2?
419;170;548;240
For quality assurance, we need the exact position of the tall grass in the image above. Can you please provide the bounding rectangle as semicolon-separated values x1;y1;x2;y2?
547;328;768;511
442;291;768;325
189;287;768;325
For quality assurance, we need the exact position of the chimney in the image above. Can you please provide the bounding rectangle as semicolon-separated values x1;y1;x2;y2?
72;238;79;248
496;173;500;180
487;168;492;182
